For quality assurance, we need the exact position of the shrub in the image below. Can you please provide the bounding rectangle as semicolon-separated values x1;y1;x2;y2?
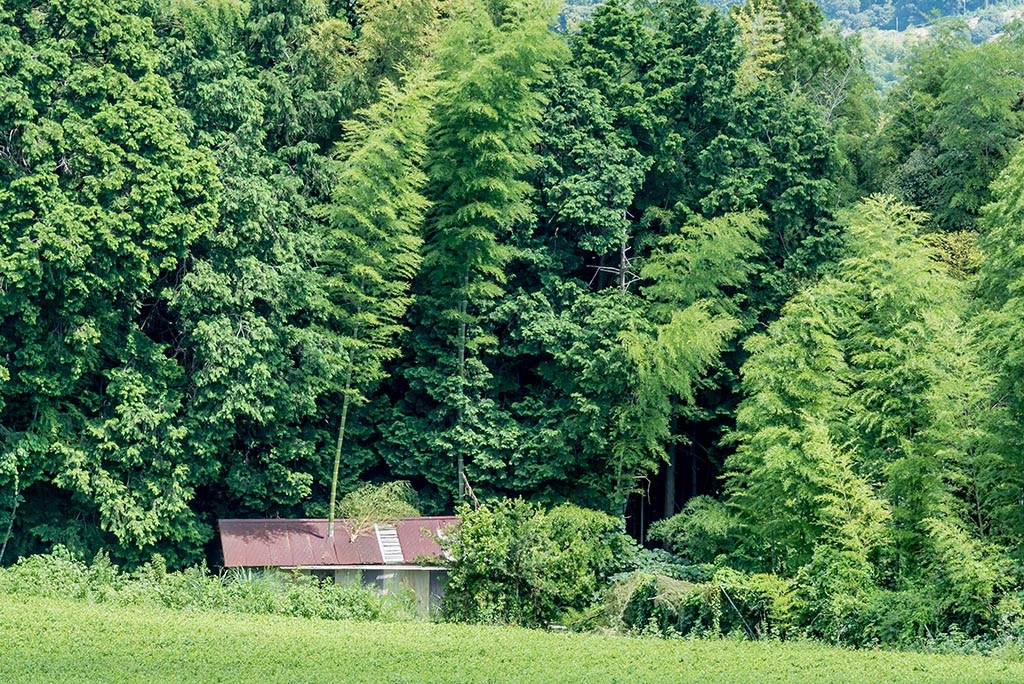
648;496;736;564
608;568;795;639
333;481;421;542
441;499;633;627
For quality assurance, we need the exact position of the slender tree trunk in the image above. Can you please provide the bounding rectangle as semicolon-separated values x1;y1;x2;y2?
0;468;19;566
690;434;698;499
457;293;468;498
663;412;678;519
328;369;353;538
619;236;627;292
618;216;631;292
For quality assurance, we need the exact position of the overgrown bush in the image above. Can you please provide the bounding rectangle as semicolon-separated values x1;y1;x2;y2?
608;567;794;638
648;496;736;564
0;547;415;622
441;499;634;627
833;585;1024;653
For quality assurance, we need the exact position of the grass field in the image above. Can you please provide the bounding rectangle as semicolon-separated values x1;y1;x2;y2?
2;595;1024;683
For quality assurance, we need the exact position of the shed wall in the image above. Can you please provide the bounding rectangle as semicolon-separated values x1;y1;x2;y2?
319;568;448;618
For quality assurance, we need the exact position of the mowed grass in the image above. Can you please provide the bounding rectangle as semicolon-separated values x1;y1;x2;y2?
2;596;1023;684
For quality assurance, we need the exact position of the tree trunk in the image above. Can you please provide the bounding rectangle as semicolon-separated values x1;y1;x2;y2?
619;235;628;292
690;436;698;499
457;293;468;498
0;467;19;566
328;372;353;539
663;413;678;519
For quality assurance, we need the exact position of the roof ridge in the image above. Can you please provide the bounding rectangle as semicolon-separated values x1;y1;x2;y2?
218;516;459;523
218;517;458;568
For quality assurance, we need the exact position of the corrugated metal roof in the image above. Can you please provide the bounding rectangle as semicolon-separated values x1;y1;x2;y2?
218;517;459;568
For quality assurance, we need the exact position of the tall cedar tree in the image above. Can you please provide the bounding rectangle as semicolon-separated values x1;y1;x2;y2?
153;0;347;551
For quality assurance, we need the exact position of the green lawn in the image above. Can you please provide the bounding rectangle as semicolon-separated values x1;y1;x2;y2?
2;595;1023;683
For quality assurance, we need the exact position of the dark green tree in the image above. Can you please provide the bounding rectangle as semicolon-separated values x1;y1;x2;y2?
149;0;342;534
0;0;218;563
388;0;565;504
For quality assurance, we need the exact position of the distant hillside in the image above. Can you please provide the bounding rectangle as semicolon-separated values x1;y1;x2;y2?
562;0;1024;31
858;4;1023;91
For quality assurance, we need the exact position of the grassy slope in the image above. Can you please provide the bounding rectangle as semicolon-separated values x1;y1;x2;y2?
2;596;1023;683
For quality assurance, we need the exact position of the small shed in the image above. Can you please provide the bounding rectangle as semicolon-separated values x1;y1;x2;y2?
218;516;458;617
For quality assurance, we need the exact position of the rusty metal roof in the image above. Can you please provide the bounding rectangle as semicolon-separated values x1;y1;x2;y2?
218;517;459;568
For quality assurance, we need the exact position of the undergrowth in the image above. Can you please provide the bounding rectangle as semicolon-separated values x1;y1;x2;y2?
0;546;415;622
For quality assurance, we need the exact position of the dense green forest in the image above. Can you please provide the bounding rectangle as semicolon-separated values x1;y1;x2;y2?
4;0;1024;646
